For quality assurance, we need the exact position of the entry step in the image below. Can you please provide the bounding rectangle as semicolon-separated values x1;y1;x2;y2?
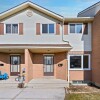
27;79;69;88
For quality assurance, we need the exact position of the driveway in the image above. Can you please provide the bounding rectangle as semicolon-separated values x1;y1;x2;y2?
0;87;65;100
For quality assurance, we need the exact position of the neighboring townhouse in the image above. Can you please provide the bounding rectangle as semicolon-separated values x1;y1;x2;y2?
0;1;99;87
78;1;100;87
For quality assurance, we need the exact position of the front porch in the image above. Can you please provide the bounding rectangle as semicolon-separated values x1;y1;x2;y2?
0;44;71;83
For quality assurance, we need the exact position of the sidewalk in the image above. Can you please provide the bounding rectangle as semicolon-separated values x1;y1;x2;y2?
0;87;65;100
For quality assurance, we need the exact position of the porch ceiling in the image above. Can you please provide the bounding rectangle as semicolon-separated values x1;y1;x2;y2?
29;48;70;53
0;49;24;53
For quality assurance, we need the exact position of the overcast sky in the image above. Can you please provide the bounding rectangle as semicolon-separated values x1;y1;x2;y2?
0;0;99;17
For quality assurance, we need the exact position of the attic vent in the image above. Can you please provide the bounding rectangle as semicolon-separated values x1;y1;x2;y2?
26;10;33;17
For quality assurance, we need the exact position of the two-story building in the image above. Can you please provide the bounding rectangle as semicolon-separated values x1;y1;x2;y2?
0;1;100;87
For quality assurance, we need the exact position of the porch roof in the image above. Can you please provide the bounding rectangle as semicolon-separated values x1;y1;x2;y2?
0;44;72;53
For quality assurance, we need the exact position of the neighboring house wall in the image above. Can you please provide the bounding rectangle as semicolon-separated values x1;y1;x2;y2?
92;10;100;86
78;2;100;17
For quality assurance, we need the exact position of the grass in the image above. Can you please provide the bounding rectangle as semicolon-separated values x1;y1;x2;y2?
65;93;100;100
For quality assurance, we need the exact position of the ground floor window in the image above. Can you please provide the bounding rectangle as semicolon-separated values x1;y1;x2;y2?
69;54;90;70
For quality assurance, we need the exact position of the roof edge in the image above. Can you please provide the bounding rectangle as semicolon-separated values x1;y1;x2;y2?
77;1;100;16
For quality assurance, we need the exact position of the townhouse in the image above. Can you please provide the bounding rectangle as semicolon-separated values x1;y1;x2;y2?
0;1;100;87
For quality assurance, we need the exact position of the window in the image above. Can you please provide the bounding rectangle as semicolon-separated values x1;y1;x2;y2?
70;56;81;68
72;80;89;85
42;24;48;33
69;55;90;70
5;24;18;34
42;24;54;34
83;55;89;68
69;24;82;34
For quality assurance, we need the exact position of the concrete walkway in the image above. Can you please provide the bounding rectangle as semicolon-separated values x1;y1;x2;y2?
0;87;65;100
0;78;67;100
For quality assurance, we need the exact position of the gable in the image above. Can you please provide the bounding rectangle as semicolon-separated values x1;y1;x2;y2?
0;1;63;21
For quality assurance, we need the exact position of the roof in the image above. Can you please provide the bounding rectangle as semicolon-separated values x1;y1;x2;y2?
0;1;63;21
78;1;100;16
64;17;94;23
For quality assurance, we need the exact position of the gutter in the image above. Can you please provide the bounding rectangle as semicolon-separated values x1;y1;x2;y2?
61;17;69;43
61;17;70;83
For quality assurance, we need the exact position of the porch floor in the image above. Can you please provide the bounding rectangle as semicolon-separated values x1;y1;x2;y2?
27;78;69;88
0;76;19;88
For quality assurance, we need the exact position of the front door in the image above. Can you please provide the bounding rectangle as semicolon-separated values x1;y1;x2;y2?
10;55;20;76
43;55;54;76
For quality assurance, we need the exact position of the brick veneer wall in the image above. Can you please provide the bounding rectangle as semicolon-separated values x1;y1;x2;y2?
54;52;67;80
0;53;10;75
92;10;100;86
25;49;33;83
0;53;25;76
69;70;92;81
33;54;43;78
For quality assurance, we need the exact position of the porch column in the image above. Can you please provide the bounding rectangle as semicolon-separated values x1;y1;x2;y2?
25;49;33;83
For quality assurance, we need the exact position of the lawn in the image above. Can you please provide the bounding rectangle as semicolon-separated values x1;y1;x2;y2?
65;93;100;100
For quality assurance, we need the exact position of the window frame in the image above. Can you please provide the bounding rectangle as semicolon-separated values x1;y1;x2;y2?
68;23;83;34
4;23;19;34
41;23;55;34
68;54;91;70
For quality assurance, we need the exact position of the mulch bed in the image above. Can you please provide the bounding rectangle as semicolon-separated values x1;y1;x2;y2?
67;85;100;93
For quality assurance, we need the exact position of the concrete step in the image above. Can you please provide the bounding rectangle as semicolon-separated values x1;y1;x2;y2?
27;79;69;88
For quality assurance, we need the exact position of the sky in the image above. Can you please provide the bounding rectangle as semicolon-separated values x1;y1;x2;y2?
0;0;99;17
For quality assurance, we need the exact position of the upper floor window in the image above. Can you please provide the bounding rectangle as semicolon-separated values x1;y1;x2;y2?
42;24;54;34
69;24;82;34
5;24;18;34
69;54;90;70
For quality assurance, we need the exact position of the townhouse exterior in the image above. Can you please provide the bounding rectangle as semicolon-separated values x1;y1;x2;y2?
0;1;99;87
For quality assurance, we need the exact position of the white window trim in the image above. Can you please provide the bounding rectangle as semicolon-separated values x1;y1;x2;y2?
68;54;91;70
68;23;83;34
41;23;56;34
4;23;19;34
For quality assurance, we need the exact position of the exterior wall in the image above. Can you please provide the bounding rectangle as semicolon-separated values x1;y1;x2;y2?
0;8;92;52
68;51;92;82
69;70;92;81
0;53;10;76
64;23;92;51
33;53;43;78
78;2;100;17
92;11;100;86
32;52;67;80
0;8;63;44
54;52;67;80
0;53;25;76
25;49;33;83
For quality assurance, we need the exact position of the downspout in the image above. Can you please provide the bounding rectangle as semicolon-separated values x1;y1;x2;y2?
61;17;70;83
